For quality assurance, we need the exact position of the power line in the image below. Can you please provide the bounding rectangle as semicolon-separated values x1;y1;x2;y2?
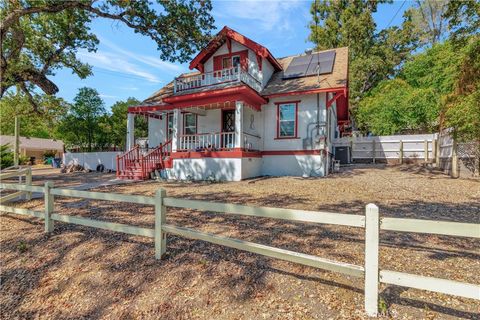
386;0;407;29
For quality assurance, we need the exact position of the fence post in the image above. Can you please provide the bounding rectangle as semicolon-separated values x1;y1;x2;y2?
25;167;32;200
44;181;54;233
432;139;437;166
399;140;403;165
155;188;167;259
365;203;379;317
372;140;376;164
451;139;458;178
424;140;429;162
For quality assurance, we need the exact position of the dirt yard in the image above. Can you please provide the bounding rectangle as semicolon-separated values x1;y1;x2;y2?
1;165;479;319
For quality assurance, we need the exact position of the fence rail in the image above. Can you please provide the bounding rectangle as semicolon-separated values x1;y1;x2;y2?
0;167;32;203
0;182;478;317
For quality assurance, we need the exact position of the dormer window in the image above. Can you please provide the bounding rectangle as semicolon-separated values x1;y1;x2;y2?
222;55;241;70
232;56;241;68
222;57;231;69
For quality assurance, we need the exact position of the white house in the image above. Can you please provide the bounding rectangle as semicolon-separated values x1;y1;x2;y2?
117;26;350;180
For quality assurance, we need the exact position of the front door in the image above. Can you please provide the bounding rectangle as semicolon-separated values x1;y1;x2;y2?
222;110;235;149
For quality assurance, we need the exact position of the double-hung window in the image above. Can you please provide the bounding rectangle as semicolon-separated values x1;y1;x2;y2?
277;102;298;138
167;113;174;140
183;113;197;135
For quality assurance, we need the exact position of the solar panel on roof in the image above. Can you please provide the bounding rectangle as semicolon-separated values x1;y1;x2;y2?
283;50;336;79
305;51;336;76
282;54;313;79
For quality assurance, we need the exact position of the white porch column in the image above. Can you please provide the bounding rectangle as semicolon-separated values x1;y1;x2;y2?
126;113;135;151
235;101;244;149
172;108;183;152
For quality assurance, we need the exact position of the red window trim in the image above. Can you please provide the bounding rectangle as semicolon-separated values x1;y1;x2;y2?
183;113;198;135
276;101;300;139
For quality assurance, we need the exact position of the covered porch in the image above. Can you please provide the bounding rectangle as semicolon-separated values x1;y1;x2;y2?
126;85;266;155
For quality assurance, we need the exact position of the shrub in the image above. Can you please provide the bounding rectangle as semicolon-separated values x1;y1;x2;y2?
0;144;14;169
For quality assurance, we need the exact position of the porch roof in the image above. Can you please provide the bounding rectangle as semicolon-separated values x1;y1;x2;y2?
129;84;266;114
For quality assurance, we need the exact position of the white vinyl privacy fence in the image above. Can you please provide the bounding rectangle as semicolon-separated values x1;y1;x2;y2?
63;151;122;171
0;182;478;316
333;134;436;163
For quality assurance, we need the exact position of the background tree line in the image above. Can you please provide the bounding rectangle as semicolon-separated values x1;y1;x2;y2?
309;0;479;143
0;87;148;152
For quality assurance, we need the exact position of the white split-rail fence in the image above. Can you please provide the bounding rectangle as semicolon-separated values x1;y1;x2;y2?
0;167;32;203
0;181;479;316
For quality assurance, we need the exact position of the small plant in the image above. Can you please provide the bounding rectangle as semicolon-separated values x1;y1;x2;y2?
378;297;389;316
17;241;28;253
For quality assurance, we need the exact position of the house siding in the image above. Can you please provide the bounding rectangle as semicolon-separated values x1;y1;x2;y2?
262;93;328;151
148;117;165;148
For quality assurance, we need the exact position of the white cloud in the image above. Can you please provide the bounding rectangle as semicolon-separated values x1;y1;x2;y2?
213;0;304;32
99;94;119;99
99;37;187;74
77;51;162;83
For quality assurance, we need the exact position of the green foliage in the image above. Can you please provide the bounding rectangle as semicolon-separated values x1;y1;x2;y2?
356;40;465;135
17;241;28;253
0;92;67;138
309;0;420;111
0;144;14;168
1;0;215;111
356;79;439;135
444;0;480;45
110;98;147;149
444;36;480;143
58;87;107;151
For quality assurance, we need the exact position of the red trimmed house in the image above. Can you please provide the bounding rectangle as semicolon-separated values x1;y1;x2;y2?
118;26;349;180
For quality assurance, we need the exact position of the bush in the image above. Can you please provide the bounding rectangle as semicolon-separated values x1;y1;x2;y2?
0;144;14;169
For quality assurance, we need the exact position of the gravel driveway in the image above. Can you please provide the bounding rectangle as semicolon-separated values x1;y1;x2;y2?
1;164;479;319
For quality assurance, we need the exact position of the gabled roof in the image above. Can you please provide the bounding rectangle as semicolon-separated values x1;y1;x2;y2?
189;26;283;72
0;136;64;151
261;47;349;97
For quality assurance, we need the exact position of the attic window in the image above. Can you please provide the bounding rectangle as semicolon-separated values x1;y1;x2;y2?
222;57;231;69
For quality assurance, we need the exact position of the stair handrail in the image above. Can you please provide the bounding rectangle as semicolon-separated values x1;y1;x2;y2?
116;145;140;177
140;140;172;178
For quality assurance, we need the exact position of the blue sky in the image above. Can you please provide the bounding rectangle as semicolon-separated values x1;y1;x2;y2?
52;0;412;109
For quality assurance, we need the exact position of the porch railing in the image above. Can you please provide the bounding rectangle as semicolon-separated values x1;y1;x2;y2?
179;132;236;151
116;145;140;176
140;140;172;177
174;66;262;94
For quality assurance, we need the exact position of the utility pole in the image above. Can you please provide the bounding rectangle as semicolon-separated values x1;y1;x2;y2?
14;115;20;167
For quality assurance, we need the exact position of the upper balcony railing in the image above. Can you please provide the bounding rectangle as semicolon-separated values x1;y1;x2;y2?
173;66;262;94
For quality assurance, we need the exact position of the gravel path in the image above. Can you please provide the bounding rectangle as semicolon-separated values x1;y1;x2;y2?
1;165;479;319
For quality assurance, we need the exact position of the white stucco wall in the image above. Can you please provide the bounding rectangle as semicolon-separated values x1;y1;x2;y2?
172;158;242;181
261;58;275;88
262;154;325;177
262;93;327;151
241;157;263;179
197;109;222;134
148;117;166;148
64;152;122;171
